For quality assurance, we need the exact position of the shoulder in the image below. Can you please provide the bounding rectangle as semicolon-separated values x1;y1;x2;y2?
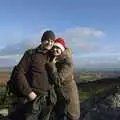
64;57;73;65
24;49;36;56
65;48;72;58
64;48;73;64
57;48;73;64
58;57;73;67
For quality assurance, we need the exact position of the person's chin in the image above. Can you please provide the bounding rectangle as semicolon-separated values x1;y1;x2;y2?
45;46;52;50
55;54;59;57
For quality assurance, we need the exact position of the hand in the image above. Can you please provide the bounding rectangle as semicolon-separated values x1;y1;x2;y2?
52;57;57;63
28;91;37;101
50;56;57;63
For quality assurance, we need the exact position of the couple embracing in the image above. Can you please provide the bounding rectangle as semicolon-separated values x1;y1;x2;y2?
8;30;80;120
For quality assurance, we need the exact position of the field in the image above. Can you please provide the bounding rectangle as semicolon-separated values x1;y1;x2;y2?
0;70;120;118
0;72;10;86
0;70;120;109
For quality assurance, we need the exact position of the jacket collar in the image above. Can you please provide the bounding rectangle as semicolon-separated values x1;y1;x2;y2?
36;45;49;54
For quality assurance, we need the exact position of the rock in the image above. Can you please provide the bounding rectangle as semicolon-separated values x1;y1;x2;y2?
81;86;120;120
0;108;8;116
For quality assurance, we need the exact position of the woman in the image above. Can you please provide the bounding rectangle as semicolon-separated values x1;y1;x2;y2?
46;38;80;120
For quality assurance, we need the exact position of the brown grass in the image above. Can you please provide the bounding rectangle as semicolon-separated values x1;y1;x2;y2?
0;72;11;86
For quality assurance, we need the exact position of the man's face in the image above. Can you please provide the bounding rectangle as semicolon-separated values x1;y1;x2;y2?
42;39;54;50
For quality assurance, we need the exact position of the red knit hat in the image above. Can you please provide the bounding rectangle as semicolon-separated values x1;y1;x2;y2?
54;38;66;52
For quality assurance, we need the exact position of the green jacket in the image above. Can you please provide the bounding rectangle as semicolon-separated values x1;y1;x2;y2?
46;48;80;119
15;46;52;97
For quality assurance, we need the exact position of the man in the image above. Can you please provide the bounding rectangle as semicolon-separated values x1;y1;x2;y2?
8;30;57;120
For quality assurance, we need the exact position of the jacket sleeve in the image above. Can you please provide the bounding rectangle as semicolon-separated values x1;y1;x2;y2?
15;50;33;96
58;58;73;83
46;58;73;85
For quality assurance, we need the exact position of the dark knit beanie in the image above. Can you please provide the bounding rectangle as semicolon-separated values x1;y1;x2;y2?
41;30;55;42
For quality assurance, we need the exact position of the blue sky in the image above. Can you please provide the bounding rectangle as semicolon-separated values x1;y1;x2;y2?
0;0;120;69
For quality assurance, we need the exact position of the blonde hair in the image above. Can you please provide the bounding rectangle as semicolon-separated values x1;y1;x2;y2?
65;47;72;58
57;47;72;61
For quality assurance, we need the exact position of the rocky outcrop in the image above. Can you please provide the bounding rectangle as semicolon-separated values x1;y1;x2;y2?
1;77;120;120
80;85;120;120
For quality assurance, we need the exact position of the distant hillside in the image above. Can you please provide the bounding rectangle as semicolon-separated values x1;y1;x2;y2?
75;67;120;72
75;69;120;83
1;67;120;72
0;67;13;72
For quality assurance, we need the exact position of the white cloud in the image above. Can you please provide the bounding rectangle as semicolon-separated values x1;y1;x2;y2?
73;53;120;68
0;36;41;56
0;27;120;69
0;54;22;67
62;27;104;40
0;54;21;59
0;27;104;56
100;44;120;53
59;27;104;54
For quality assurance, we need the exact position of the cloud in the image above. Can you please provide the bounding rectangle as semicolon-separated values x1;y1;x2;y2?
62;27;104;40
100;44;120;53
73;43;99;53
59;27;104;54
0;27;104;56
0;54;22;67
0;54;21;59
1;26;120;69
0;31;43;67
73;53;120;68
0;36;41;56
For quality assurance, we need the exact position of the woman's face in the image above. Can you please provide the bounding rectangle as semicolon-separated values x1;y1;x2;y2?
52;46;62;56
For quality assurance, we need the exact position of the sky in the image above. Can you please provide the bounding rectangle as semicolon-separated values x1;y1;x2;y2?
0;0;120;69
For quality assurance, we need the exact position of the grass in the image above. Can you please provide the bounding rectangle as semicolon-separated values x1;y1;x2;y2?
0;72;10;86
0;84;114;109
78;81;119;102
80;75;103;81
0;71;117;108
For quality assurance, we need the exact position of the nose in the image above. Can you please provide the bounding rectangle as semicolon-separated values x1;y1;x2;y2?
53;48;59;53
48;40;53;45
